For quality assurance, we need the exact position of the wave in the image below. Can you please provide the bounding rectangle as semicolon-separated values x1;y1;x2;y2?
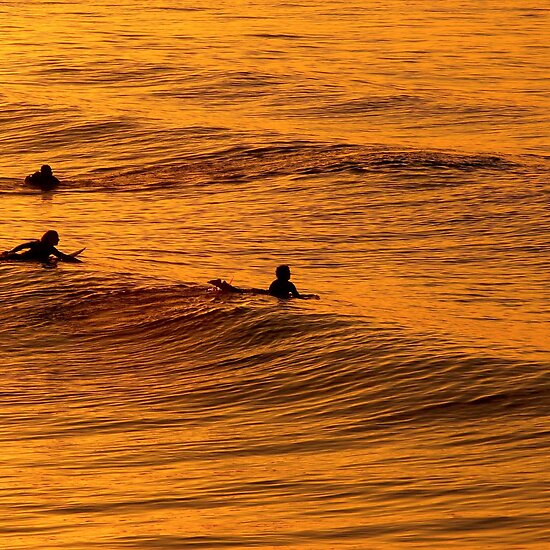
299;93;537;120
4;276;547;437
2;141;541;194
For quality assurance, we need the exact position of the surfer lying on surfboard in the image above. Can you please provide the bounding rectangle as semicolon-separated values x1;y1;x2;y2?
0;230;84;264
209;264;319;300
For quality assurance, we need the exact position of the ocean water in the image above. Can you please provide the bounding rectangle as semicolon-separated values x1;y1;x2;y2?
0;1;549;548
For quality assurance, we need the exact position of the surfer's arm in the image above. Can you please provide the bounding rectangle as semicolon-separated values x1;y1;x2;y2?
24;172;41;184
298;293;320;300
289;283;302;298
9;242;33;253
289;283;319;300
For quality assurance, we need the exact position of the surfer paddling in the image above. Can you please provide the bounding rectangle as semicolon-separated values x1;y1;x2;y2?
209;265;318;300
24;164;60;190
1;230;84;264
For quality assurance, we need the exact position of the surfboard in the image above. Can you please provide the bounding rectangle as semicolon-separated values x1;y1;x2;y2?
0;247;85;264
61;248;85;263
207;278;319;299
208;278;240;292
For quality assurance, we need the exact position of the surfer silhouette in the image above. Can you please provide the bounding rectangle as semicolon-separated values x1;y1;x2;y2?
268;264;301;298
209;264;318;299
1;230;83;264
25;165;60;190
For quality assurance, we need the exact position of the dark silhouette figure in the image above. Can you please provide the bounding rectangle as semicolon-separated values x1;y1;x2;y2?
25;165;60;190
209;265;318;299
268;264;301;298
1;230;83;264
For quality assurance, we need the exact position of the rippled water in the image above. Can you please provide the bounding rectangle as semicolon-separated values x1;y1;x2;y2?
1;1;549;548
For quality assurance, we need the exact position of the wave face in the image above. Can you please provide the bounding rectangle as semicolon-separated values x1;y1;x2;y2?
1;0;549;548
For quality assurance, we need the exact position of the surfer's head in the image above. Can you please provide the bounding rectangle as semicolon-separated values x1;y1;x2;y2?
40;165;53;176
275;264;291;281
41;230;59;246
